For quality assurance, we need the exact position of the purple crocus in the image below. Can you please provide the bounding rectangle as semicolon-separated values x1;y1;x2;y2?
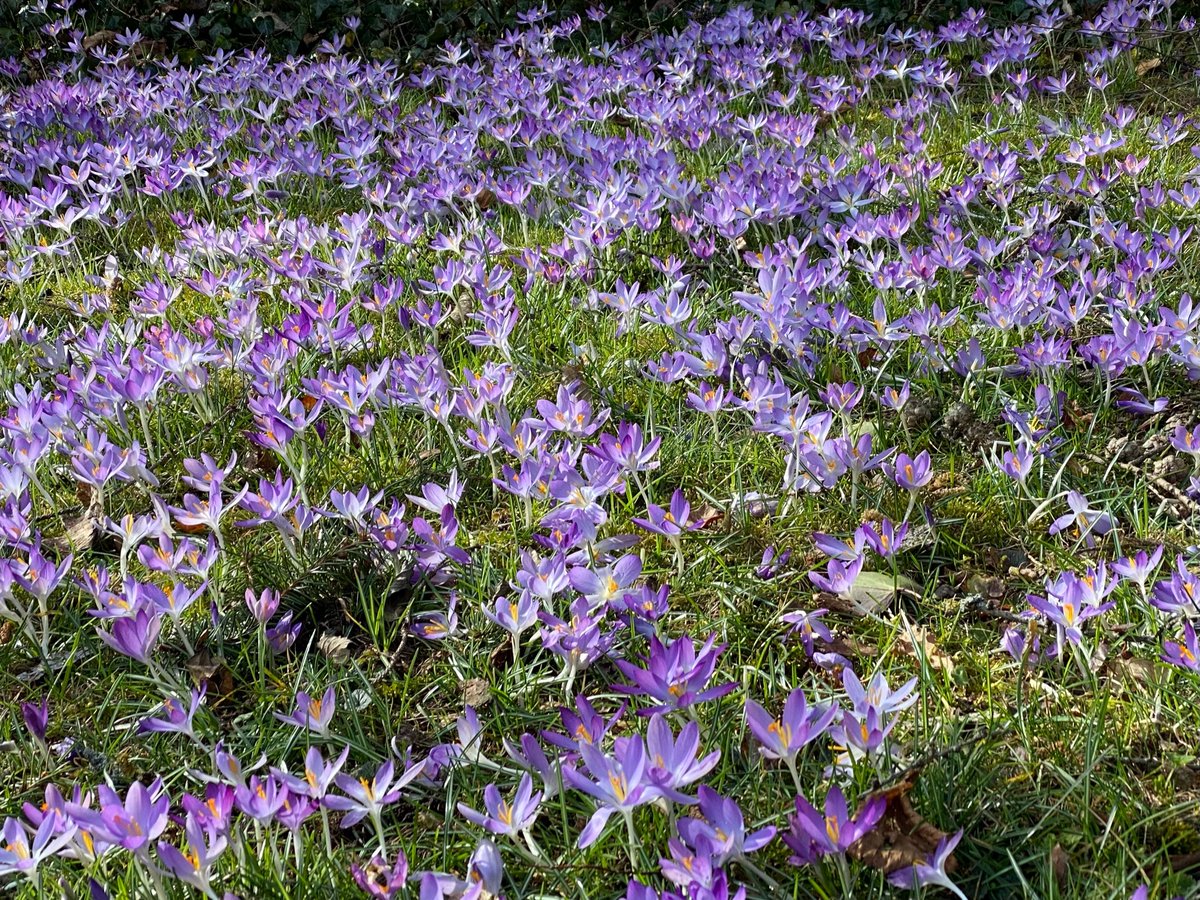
235;774;287;824
20;697;48;750
156;812;226;896
888;829;967;898
327;758;424;853
676;786;776;866
456;772;542;842
780;608;833;656
808;556;864;597
245;587;281;626
97;608;161;665
787;784;885;858
267;611;302;654
612;633;736;715
274;686;336;738
1163;621;1200;672
562;737;659;853
0;816;76;880
67;780;170;855
644;714;719;803
1048;490;1115;547
352;849;409;899
755;546;791;580
889;450;933;492
139;688;204;742
744;688;838;789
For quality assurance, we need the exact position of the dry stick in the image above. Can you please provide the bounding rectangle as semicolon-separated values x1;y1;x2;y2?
1083;451;1200;517
868;723;1017;795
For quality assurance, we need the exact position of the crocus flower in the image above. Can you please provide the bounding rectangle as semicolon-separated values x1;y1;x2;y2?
67;780;170;855
502;733;562;801
644;714;719;803
888;829;967;898
1026;570;1115;660
999;443;1033;484
1150;556;1200;616
744;688;838;788
808;556;864;597
1111;546;1164;597
755;546;791;579
20;697;48;749
888;450;933;491
563;737;659;850
676;786;776;866
1048;491;1115;547
0;816;77;880
1163;621;1200;672
544;694;626;753
245;587;281;625
327;758;424;853
139;688;204;742
779;608;833;656
632;490;702;538
97;608;161;665
569;554;643;611
352;849;409;899
612;633;736;715
858;518;907;558
271;748;336;801
456;772;542;840
267;611;302;653
274;686;336;737
235;775;287;824
156;812;226;896
483;592;540;641
787;784;885;857
843;668;919;717
463;838;505;900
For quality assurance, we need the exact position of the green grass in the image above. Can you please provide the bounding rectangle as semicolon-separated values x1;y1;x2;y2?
3;18;1200;900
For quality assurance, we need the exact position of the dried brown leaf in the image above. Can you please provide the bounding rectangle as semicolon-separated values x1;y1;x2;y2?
693;505;723;530
849;775;957;875
895;613;955;676
462;678;491;709
82;30;116;50
1169;850;1200;873
317;633;354;664
844;571;920;617
49;483;105;555
1050;844;1069;888
1135;57;1161;76
183;648;234;697
1101;650;1159;694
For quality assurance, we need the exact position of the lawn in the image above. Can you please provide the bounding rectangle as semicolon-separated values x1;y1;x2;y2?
0;1;1199;898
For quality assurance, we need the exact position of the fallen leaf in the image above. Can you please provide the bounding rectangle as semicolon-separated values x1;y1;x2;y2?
895;613;955;676
828;631;878;656
1135;57;1161;76
462;678;491;709
1051;843;1069;888
82;30;116;50
1169;850;1200;873
693;504;723;529
49;483;105;554
473;188;496;210
1101;650;1159;693
317;633;354;664
182;648;235;698
844;571;920;617
849;775;957;875
489;641;515;671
